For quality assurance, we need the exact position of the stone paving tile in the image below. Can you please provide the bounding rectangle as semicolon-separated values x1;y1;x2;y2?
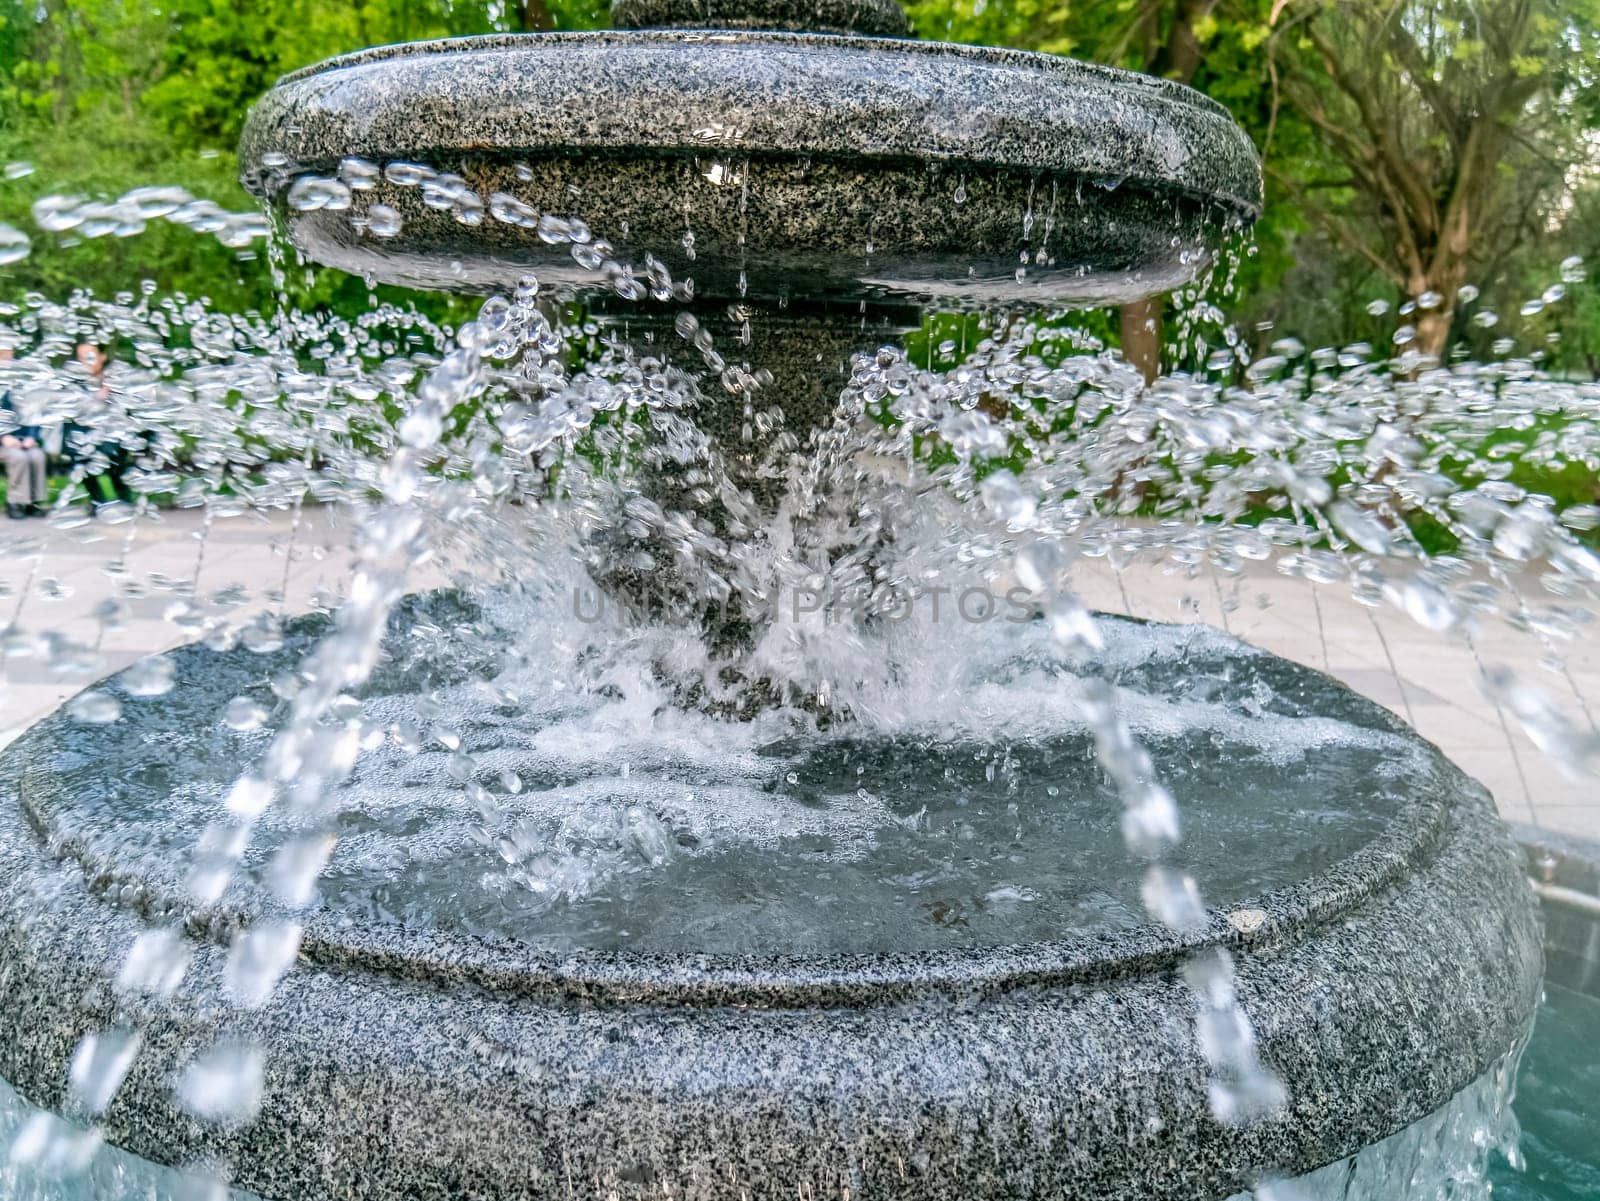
1324;667;1450;711
1077;554;1598;827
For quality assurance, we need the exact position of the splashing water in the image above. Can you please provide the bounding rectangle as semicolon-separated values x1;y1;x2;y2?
1;153;1596;1196
1245;1047;1526;1201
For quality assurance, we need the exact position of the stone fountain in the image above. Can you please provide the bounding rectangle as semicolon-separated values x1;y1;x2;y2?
235;0;1261;658
0;2;1539;1199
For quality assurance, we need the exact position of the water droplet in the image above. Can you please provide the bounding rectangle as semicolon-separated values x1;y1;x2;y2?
286;176;352;213
383;161;434;187
366;204;403;239
268;835;337;908
0;223;31;265
67;1027;142;1116
116;928;191;999
225;774;274;818
224;921;302;1009
121;655;176;697
7;1111;104;1175
1329;501;1391;555
68;690;122;724
1141;865;1206;932
223;697;269;731
177;1041;264;1127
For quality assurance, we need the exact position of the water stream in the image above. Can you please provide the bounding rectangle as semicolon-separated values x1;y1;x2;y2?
1;152;1596;1196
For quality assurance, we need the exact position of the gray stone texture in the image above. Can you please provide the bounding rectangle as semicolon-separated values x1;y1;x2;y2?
612;0;911;36
0;18;1505;1201
233;19;1265;660
0;615;1543;1201
238;32;1260;307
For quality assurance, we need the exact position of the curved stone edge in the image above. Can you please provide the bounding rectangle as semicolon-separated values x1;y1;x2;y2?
237;33;1262;219
7;631;1463;1011
256;155;1230;307
0;749;1540;1201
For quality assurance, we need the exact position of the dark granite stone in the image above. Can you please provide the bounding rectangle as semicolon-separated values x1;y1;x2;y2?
0;613;1542;1201
96;23;1537;1198
233;20;1263;656
237;32;1260;308
578;300;918;666
612;0;910;37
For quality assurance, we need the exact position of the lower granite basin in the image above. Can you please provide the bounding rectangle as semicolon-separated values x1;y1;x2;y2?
0;603;1541;1200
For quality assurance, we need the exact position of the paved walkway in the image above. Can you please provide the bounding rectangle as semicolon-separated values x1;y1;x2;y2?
1;506;1595;841
1069;555;1599;839
0;505;357;743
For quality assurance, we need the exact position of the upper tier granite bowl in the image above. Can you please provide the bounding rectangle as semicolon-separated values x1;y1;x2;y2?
0;606;1542;1201
237;30;1262;305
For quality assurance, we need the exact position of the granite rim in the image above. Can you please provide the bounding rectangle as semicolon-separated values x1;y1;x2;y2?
0;618;1544;1201
239;30;1263;219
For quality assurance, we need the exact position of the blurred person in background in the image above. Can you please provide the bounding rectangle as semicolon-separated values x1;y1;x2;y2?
0;346;47;519
67;342;135;509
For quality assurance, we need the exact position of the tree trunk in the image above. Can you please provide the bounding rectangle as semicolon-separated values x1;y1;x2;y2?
518;0;557;31
1408;255;1466;364
1148;0;1219;82
1413;307;1452;363
1115;0;1219;383
1120;296;1163;385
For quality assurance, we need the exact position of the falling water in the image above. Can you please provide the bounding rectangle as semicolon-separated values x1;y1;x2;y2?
0;153;1595;1197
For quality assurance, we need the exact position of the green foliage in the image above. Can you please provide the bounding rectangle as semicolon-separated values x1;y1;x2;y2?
903;0;1600;375
0;0;1595;377
0;0;600;314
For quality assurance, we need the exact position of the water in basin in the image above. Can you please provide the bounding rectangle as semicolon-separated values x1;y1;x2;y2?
17;596;1419;957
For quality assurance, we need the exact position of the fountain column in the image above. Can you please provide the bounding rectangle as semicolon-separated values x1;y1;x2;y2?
581;297;920;684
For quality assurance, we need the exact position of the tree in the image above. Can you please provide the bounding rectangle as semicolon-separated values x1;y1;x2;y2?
1111;1;1225;382
1265;0;1600;361
905;0;1292;380
0;0;607;313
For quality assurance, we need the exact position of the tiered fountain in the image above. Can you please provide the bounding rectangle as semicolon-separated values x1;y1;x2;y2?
234;0;1263;666
0;1;1539;1199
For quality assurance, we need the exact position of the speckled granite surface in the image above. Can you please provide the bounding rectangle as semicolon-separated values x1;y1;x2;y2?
612;0;910;36
6;16;1536;1199
238;30;1259;305
0;615;1542;1201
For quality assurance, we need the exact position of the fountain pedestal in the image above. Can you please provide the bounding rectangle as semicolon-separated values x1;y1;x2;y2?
235;5;1261;654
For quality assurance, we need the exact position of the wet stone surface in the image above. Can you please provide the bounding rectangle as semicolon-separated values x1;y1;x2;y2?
0;602;1542;1201
239;32;1260;306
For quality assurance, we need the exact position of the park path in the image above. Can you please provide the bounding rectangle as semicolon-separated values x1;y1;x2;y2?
0;505;1594;840
1068;553;1599;838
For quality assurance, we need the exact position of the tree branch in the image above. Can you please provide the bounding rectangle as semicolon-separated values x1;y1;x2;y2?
1267;163;1407;287
1303;19;1439;243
